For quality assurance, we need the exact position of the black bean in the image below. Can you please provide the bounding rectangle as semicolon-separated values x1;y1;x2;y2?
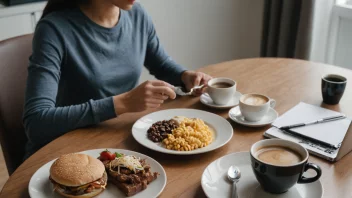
148;119;179;142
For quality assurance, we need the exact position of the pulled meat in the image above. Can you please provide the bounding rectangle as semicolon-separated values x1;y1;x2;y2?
49;172;107;196
106;159;158;185
103;157;159;196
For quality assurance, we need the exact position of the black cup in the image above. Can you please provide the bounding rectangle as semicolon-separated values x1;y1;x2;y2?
322;74;347;105
250;139;322;194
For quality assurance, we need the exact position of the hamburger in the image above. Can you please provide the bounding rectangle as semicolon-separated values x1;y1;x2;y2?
49;153;108;198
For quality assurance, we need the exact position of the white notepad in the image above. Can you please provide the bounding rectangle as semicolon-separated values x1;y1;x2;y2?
272;102;351;148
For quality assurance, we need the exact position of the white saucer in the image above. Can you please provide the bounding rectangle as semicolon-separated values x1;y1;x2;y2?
200;91;242;109
228;106;278;127
201;152;323;198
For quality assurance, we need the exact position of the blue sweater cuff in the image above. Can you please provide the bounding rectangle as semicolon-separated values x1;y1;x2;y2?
165;60;187;86
89;97;117;123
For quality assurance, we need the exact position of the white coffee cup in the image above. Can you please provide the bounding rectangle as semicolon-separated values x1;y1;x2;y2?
239;93;276;122
207;78;236;105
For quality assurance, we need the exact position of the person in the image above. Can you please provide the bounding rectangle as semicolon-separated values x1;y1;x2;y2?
23;0;212;158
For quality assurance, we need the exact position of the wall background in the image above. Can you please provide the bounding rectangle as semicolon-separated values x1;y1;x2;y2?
0;0;264;82
309;0;352;70
309;0;334;63
139;0;264;82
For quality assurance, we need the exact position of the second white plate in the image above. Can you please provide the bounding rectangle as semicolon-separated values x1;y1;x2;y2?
29;149;167;198
132;109;233;155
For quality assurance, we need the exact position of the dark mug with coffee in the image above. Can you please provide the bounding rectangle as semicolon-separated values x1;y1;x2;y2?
322;74;347;105
250;139;322;194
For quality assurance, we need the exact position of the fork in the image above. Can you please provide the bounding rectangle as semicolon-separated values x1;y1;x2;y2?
174;85;205;96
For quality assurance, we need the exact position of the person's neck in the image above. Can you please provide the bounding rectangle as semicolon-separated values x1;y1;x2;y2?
80;1;120;28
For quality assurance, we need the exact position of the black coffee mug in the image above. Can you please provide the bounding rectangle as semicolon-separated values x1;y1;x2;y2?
322;74;347;105
250;139;322;194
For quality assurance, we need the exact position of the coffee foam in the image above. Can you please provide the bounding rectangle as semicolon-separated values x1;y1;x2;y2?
255;146;303;166
242;95;268;106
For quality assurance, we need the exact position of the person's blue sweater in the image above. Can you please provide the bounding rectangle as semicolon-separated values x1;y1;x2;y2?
23;3;185;158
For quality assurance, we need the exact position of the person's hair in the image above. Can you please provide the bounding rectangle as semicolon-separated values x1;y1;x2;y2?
41;0;85;19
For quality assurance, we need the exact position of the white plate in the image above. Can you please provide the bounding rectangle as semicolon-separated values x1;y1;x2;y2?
229;106;278;127
28;149;167;198
200;92;242;109
201;152;323;198
132;109;233;155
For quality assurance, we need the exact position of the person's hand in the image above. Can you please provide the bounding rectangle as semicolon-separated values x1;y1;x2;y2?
181;71;212;96
113;80;176;114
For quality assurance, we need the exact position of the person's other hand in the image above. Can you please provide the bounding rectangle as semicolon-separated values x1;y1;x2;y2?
113;80;176;114
181;71;212;96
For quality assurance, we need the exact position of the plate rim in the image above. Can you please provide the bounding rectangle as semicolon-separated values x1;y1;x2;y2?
132;108;234;155
201;151;248;198
201;151;323;198
200;91;242;109
228;106;278;127
28;148;167;198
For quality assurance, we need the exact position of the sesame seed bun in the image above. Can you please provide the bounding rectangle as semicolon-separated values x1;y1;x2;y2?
50;153;105;187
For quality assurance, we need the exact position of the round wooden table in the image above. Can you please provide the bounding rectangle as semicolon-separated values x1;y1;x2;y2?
1;58;352;198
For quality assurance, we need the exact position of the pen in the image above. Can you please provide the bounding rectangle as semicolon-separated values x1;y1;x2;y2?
278;128;340;149
279;115;346;130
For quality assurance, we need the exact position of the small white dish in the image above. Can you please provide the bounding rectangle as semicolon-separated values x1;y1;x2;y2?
200;91;242;109
28;149;167;198
228;106;278;127
132;109;233;155
201;152;323;198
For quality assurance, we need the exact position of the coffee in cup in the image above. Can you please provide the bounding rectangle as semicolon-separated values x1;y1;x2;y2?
255;146;303;166
239;94;275;122
207;78;236;105
211;82;233;88
250;139;322;194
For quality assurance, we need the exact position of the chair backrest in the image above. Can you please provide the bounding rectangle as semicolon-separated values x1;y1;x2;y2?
0;34;33;175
